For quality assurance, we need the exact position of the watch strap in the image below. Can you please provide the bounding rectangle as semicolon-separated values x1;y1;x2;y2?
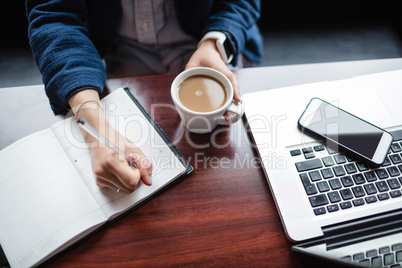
198;31;234;64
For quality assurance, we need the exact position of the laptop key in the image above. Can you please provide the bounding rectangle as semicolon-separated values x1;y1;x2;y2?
366;249;378;258
327;204;339;212
341;176;354;187
365;196;377;203
384;253;395;266
340;201;352;209
340;188;354;200
378;193;390;201
390;190;402;198
387;178;401;189
309;194;329;207
376;181;389;192
380;246;391;254
302;147;313;154
392;243;402;251
321;168;334;179
332;165;346;176
356;162;369;171
364;171;377;182
300;173;318;195
317;181;330;192
304;152;315;159
322;156;335;166
382;156;392;166
352;173;366;184
313;207;326;215
364;183;378;195
353;198;365;206
325;157;338;169
290;149;301;156
352;186;365;198
295;158;323;172
396;250;402;262
376;168;389;179
313;144;325;151
391;142;402;152
387;166;401;177
308;170;322;182
353;252;365;261
333;154;347;164
327;191;341;203
371;256;382;267
345;163;358;174
358;259;370;266
390;153;402;164
328;178;342;190
340;255;352;262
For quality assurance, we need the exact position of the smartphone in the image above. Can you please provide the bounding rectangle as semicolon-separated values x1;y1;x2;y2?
298;98;393;167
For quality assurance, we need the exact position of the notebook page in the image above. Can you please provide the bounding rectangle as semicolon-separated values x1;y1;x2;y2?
52;88;186;219
101;90;186;218
0;129;106;268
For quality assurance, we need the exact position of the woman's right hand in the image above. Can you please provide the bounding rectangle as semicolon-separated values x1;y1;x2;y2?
70;89;153;194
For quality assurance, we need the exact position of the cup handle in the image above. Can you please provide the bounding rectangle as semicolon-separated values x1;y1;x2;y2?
217;100;245;125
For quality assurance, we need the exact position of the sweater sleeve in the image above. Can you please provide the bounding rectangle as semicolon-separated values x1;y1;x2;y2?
203;0;262;65
26;0;106;113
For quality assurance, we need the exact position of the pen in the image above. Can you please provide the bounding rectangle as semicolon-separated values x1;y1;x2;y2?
76;118;138;169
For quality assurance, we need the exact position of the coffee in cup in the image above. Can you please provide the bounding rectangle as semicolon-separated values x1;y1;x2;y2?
171;67;244;134
178;75;227;113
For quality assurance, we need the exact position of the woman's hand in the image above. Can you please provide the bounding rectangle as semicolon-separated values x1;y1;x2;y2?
70;89;152;194
186;39;240;103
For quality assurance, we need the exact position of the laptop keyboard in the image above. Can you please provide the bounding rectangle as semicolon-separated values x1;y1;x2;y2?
291;131;402;216
340;243;402;267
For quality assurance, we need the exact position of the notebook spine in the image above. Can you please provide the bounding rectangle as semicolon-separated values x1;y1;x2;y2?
123;87;193;174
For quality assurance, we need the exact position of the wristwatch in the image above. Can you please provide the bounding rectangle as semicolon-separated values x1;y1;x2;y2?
198;31;235;64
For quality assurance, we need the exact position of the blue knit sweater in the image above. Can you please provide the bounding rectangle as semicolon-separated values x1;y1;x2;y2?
26;0;262;112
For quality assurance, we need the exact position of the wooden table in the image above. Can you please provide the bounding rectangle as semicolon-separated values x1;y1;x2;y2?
2;59;402;267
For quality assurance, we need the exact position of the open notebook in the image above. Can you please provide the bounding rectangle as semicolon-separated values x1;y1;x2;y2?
0;88;192;268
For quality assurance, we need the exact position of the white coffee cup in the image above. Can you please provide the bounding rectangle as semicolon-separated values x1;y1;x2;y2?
171;67;244;134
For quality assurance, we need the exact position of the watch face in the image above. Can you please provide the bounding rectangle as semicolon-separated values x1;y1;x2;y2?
222;38;234;64
223;38;234;56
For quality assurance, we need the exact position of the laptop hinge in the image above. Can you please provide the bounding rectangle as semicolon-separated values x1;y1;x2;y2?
322;208;402;251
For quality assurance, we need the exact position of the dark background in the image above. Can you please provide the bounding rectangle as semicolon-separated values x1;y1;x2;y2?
3;1;402;50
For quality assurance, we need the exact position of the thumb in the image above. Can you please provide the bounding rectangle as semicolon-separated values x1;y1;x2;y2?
129;152;153;186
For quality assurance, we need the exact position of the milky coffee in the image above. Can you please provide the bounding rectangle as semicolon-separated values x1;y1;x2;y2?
178;75;227;113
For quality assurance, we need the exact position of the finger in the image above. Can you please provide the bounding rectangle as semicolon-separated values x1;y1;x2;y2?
96;175;132;194
117;136;153;186
218;67;240;103
94;157;137;193
128;152;153;186
224;111;233;123
104;154;143;192
227;72;240;103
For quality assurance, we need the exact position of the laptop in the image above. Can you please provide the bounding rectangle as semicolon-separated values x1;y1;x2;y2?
242;69;402;267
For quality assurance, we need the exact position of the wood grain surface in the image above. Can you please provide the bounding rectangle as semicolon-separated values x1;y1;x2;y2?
0;74;349;267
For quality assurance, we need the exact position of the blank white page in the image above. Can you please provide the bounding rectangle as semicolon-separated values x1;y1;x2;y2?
0;129;106;268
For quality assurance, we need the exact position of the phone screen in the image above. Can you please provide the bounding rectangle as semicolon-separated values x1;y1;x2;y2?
300;99;385;159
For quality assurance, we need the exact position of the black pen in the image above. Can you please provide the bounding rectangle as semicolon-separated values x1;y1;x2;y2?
76;118;138;169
